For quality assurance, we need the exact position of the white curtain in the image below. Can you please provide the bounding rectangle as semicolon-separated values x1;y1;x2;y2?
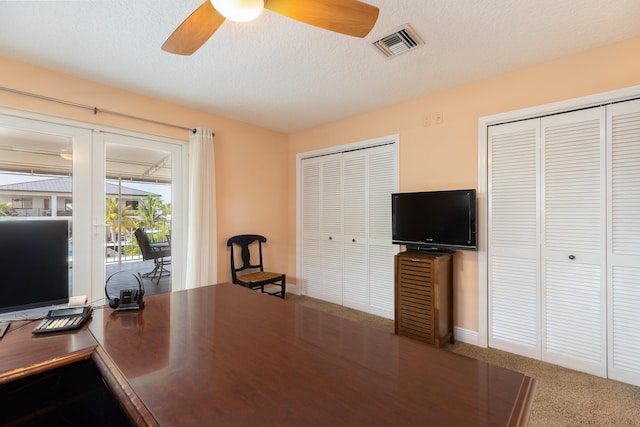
185;128;217;288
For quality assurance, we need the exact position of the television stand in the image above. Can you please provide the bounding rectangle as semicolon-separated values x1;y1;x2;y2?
395;251;454;347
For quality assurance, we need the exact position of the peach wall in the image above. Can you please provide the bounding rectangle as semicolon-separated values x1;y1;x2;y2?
5;34;640;330
0;56;289;285
287;36;640;333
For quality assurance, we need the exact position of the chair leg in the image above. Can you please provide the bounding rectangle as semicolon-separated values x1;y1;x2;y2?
142;258;170;285
280;274;286;299
154;258;171;285
154;259;163;285
142;262;160;279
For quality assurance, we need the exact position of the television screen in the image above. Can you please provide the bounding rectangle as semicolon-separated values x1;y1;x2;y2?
0;220;70;313
392;189;476;251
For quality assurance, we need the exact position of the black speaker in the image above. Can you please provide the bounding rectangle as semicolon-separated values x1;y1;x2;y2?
104;271;145;311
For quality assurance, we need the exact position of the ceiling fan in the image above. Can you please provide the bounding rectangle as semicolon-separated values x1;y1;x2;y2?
162;0;380;55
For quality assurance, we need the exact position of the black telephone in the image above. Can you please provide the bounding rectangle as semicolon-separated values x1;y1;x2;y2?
32;305;93;334
105;271;145;311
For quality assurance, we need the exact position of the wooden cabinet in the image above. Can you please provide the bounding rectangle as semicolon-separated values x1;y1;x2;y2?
394;251;453;347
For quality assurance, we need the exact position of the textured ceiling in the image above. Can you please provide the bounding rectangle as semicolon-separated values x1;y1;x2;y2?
1;0;640;134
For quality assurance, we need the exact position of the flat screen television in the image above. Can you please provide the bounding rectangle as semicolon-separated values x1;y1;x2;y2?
0;220;70;313
392;189;477;251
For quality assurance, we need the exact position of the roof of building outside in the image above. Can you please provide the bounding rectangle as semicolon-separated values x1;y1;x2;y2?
0;176;158;197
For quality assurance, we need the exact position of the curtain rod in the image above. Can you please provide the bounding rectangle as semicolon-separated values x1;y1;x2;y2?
0;86;197;134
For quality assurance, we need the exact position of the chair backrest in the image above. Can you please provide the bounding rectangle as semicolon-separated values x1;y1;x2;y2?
226;234;267;284
134;228;152;260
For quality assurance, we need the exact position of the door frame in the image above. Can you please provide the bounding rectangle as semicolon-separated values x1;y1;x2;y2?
477;84;640;348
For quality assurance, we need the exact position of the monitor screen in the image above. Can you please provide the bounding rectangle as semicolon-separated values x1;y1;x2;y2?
0;220;70;313
392;189;476;250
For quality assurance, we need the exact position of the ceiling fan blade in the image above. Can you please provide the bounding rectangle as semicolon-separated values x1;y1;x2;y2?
265;0;379;38
162;1;226;55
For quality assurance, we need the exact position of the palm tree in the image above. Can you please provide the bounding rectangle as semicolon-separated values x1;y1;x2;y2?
105;197;133;242
135;195;170;242
0;202;14;216
105;197;119;222
135;195;166;223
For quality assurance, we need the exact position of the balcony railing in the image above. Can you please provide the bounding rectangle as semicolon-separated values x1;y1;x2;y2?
3;208;70;217
105;220;170;264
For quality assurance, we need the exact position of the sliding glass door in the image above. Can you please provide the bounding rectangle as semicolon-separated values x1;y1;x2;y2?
0;109;185;310
0;114;92;308
92;132;184;299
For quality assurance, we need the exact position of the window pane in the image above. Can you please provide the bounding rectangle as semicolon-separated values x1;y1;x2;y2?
0;126;73;311
104;143;172;294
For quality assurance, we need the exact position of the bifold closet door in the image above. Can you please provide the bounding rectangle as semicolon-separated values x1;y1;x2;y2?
607;100;640;387
540;107;607;377
342;145;396;318
300;143;397;319
366;145;396;318
342;150;368;309
488;119;541;359
489;100;640;385
489;107;607;377
300;153;343;304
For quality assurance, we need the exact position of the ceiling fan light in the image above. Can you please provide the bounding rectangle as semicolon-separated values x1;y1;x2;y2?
211;0;264;23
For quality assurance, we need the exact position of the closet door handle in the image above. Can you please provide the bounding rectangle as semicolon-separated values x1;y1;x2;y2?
568;254;575;260
329;237;332;240
352;239;356;242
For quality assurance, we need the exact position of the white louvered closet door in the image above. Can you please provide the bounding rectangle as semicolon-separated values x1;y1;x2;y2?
488;119;541;358
342;150;368;310
367;145;397;319
325;145;397;318
341;145;397;318
300;141;397;318
541;108;607;377
300;153;343;303
320;154;344;304
607;100;640;387
301;157;323;298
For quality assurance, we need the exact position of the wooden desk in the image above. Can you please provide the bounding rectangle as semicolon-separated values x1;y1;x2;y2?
0;319;96;384
1;284;536;426
89;283;536;426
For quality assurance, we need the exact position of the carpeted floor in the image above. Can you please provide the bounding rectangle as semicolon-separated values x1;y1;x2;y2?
286;293;640;427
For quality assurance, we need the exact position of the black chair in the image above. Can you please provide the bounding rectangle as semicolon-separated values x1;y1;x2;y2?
134;228;171;284
226;234;285;299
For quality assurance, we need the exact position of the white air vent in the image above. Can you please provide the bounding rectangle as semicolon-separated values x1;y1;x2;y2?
373;24;424;58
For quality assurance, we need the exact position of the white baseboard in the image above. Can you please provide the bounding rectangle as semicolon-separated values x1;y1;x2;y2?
285;282;298;295
454;326;487;348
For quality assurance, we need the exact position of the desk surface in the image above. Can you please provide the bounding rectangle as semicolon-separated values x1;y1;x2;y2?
0;319;96;384
87;283;536;426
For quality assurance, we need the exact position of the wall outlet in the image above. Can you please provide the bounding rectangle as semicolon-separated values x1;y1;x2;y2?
424;114;431;127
